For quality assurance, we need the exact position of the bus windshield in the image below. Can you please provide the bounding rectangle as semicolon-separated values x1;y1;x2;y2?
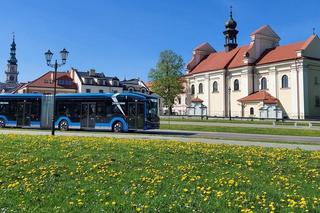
147;99;158;121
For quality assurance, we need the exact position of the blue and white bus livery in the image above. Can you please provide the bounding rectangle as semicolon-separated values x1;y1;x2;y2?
0;92;160;132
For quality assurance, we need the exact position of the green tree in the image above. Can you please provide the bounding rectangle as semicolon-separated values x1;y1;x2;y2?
149;50;184;115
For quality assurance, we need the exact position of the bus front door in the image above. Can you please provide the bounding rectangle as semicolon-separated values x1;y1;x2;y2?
81;103;96;129
16;102;31;127
128;102;145;130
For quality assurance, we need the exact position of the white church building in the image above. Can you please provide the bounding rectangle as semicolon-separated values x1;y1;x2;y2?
173;11;320;119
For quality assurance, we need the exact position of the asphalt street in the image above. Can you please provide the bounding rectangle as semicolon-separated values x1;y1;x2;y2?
161;120;320;129
0;128;319;151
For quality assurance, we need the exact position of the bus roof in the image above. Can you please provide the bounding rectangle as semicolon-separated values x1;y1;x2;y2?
0;93;42;99
0;92;158;100
56;92;149;99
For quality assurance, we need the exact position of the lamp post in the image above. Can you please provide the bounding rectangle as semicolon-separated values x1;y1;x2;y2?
228;87;231;120
45;48;69;135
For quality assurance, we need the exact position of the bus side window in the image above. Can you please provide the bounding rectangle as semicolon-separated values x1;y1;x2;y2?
113;106;122;116
31;101;40;121
105;100;113;118
0;104;8;114
129;104;136;116
96;102;106;123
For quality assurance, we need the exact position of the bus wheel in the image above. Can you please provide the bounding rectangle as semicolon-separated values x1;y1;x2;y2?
112;121;123;133
59;120;69;131
0;119;5;128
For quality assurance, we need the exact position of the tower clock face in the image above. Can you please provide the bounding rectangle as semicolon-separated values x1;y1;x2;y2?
9;76;14;81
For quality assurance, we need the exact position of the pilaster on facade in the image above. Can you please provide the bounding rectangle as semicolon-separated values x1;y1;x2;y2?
205;74;211;115
268;66;277;98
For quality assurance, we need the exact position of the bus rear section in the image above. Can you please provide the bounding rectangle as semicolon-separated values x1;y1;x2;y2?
0;94;42;128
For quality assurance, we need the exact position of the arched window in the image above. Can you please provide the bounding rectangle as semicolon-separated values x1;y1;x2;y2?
281;75;288;88
198;83;203;94
250;107;254;115
213;81;218;92
191;85;195;95
234;79;239;91
261;77;267;90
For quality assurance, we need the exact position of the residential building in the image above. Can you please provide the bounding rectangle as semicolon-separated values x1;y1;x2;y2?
173;9;320;119
69;68;123;93
14;71;77;94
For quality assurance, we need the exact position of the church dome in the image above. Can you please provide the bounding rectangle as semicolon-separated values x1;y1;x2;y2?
225;17;237;29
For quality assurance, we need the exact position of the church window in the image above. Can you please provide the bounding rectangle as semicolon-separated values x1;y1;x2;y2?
250;107;254;115
213;81;218;92
315;76;319;85
234;79;239;91
281;75;289;88
261;77;267;90
191;85;195;95
198;83;203;94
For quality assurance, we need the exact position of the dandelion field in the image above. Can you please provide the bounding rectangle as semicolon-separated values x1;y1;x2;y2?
0;135;319;212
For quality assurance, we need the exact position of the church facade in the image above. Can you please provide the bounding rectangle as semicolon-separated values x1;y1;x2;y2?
174;11;320;119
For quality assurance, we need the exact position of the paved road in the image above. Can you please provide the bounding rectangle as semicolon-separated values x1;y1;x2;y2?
150;129;320;144
161;121;320;129
0;129;320;151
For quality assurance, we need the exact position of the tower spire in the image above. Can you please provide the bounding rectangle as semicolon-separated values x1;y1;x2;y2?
5;34;18;84
8;33;17;65
223;6;239;52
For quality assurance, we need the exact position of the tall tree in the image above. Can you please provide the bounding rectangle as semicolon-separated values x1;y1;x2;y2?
149;50;184;115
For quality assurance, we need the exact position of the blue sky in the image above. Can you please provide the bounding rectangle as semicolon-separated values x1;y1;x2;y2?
0;0;319;83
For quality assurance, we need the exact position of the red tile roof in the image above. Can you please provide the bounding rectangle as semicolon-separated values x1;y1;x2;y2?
194;42;214;51
238;90;278;104
228;45;250;68
255;41;304;65
26;71;77;89
189;47;240;74
300;34;316;50
188;33;317;75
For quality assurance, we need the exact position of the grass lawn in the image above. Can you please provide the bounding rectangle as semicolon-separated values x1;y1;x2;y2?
161;124;320;137
0;135;319;212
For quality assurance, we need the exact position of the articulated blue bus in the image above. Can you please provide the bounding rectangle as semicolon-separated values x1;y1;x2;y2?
0;93;160;132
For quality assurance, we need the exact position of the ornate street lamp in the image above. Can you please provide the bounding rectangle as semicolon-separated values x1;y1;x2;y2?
45;48;69;135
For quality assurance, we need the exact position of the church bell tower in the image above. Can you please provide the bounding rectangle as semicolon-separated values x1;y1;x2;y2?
223;6;239;52
5;34;19;84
